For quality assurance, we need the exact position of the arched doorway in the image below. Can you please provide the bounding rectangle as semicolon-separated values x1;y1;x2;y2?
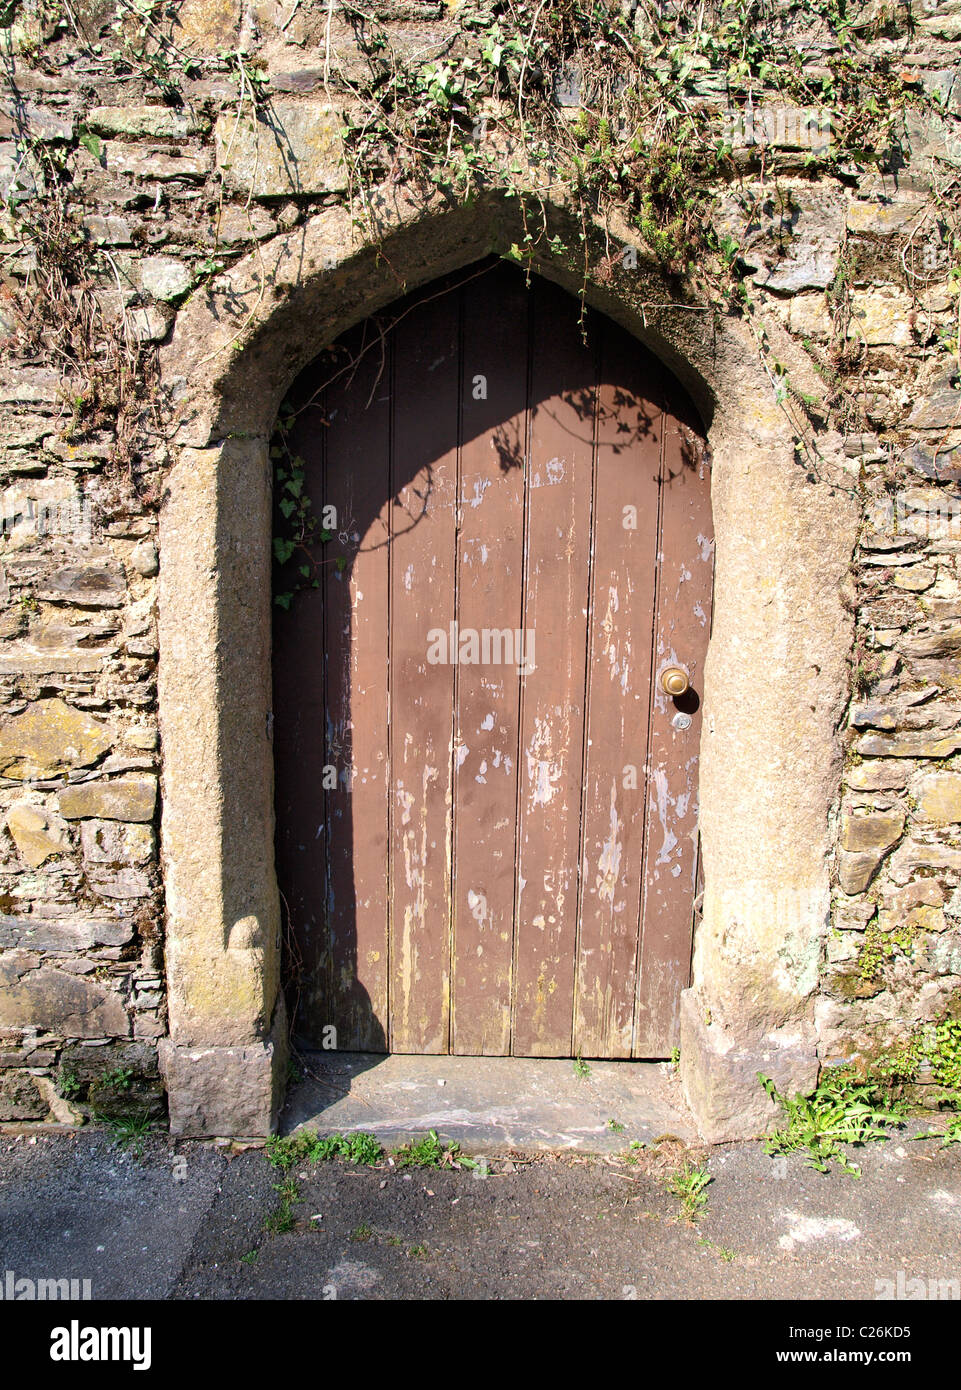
272;258;713;1059
158;193;853;1138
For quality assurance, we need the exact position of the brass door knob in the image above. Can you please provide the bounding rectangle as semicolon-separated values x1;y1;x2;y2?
660;666;690;697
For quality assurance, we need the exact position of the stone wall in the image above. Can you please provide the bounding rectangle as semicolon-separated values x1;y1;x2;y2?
2;0;961;1133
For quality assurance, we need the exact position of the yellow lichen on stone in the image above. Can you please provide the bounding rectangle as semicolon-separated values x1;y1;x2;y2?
0;699;111;780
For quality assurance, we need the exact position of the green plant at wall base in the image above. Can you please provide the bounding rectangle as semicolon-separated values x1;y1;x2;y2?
264;1130;329;1171
265;1129;385;1170
106;1114;155;1159
265;1126;472;1172
934;1114;961;1147
837;1012;961;1108
927;1016;961;1092
391;1129;474;1169
758;1072;903;1177
322;1132;385;1166
667;1162;712;1223
264;1207;295;1235
817;1037;924;1113
56;1068;81;1100
867;1037;925;1088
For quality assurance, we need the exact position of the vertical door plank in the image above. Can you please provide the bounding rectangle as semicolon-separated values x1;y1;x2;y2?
511;280;595;1056
323;329;391;1050
272;395;330;1046
574;328;663;1058
635;403;712;1055
451;265;529;1055
389;293;460;1052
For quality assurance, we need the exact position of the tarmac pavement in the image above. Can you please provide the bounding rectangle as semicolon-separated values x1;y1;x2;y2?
2;1119;960;1302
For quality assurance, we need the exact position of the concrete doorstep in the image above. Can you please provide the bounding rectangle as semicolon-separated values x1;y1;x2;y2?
281;1053;698;1153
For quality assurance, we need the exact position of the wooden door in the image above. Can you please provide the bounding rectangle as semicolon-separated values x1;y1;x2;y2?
273;260;713;1058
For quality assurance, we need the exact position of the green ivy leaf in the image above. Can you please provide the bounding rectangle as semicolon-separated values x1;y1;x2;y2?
79;131;103;161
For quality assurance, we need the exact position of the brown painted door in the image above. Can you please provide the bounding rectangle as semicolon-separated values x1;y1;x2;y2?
273;260;713;1058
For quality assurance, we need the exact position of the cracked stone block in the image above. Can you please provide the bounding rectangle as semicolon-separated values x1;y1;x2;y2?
888;839;961;885
881;880;944;913
98;143;210;181
174;0;243;49
908;390;961;431
846;760;910;791
921;935;961;975
82;213;133;245
846;199;929;235
879;903;946;935
0;142;42;203
900;625;961;659
847;289;915;347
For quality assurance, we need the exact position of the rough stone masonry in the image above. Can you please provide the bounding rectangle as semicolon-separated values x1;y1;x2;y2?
2;0;961;1140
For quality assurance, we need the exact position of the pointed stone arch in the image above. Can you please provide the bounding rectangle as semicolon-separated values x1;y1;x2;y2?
155;190;858;1140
